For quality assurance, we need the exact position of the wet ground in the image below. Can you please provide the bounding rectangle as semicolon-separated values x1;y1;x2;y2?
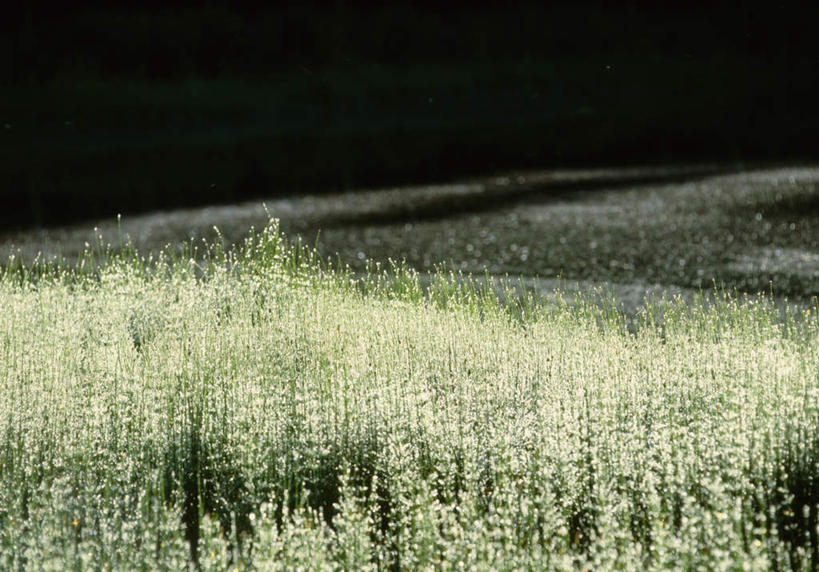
3;164;818;313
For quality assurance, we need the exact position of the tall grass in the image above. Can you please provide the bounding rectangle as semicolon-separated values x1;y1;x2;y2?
1;220;818;569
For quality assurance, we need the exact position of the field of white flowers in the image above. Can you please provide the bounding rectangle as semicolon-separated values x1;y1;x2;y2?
2;220;818;569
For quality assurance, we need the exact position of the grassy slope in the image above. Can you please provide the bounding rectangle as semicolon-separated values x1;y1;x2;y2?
2;222;819;569
6;165;817;307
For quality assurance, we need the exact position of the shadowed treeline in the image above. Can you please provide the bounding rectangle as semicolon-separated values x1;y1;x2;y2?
2;2;817;231
4;2;814;80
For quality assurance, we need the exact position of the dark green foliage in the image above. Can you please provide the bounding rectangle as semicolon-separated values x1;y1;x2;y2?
752;420;819;570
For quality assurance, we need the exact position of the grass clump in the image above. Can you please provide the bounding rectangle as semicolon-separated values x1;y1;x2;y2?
1;219;819;569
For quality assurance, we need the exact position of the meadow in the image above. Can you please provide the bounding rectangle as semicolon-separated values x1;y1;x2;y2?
6;165;818;312
2;220;818;569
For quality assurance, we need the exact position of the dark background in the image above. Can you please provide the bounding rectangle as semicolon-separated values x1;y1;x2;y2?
2;1;817;230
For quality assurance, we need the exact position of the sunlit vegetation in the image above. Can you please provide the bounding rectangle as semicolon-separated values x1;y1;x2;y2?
2;220;819;569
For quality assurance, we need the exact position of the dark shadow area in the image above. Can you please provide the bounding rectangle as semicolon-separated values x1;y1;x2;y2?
2;2;816;232
748;188;819;221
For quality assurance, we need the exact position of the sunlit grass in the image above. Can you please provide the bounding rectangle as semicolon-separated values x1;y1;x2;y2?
1;220;818;569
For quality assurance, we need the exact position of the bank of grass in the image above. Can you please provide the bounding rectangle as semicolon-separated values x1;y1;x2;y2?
1;220;819;569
